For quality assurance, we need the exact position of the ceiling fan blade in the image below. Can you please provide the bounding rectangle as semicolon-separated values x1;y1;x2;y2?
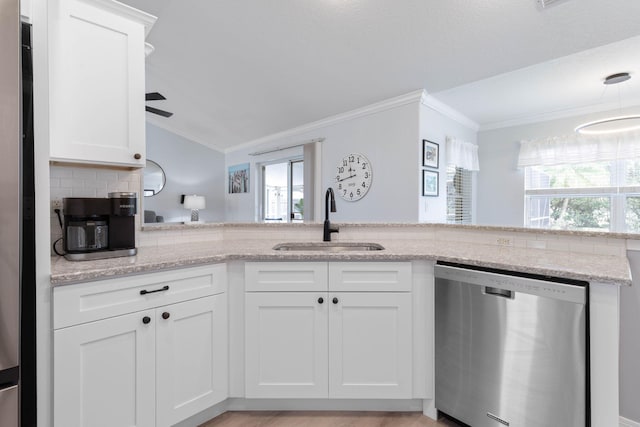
145;92;166;101
145;106;173;118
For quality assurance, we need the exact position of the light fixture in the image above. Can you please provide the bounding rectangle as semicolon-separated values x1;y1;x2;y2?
183;195;206;222
575;72;640;135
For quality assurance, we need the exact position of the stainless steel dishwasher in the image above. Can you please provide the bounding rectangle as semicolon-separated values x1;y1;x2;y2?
435;263;589;427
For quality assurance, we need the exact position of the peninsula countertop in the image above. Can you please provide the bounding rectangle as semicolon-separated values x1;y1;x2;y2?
50;237;632;286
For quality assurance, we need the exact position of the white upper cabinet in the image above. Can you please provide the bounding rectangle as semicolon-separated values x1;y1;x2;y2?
49;0;156;167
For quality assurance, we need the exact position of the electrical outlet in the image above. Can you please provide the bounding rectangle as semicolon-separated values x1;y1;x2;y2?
496;238;512;246
51;199;63;213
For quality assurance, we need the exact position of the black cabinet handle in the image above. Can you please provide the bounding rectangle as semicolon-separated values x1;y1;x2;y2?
140;285;169;295
142;316;151;324
332;297;339;304
134;153;142;160
162;312;170;320
318;297;324;304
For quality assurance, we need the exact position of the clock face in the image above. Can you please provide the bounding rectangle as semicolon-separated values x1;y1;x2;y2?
335;153;372;201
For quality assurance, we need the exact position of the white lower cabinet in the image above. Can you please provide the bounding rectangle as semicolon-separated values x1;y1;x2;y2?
244;262;413;399
53;265;228;427
245;292;329;398
156;295;228;427
54;310;156;427
328;292;412;399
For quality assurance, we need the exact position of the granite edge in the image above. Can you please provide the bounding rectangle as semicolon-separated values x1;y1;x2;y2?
140;221;639;240
50;250;631;287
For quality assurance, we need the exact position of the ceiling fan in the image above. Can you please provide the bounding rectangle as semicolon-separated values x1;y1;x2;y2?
145;92;173;118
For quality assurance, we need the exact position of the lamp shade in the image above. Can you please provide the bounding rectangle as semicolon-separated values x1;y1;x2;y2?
183;195;206;210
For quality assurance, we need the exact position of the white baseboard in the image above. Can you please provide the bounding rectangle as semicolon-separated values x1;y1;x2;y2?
226;397;424;412
621;415;640;427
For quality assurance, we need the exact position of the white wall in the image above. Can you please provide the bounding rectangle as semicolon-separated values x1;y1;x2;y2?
476;127;525;226
419;102;478;222
476;106;640;226
145;123;225;223
225;95;423;223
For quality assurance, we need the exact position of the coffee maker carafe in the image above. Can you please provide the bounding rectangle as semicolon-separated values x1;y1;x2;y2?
62;192;137;261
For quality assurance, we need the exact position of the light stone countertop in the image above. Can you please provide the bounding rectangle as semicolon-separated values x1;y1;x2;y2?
50;238;632;286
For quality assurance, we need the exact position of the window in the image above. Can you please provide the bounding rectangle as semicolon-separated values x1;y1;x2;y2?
524;159;640;232
446;165;473;224
262;159;304;222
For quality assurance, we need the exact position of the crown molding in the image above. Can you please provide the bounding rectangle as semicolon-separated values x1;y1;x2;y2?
80;0;157;36
226;90;426;154
420;94;480;131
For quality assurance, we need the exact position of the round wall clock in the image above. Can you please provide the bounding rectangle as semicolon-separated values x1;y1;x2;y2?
335;153;372;201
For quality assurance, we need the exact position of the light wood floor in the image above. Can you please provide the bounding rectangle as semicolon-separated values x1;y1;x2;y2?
199;411;464;427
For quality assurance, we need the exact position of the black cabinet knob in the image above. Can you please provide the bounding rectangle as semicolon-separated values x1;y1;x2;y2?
162;312;170;320
318;297;324;304
134;153;142;160
142;316;151;324
332;297;339;304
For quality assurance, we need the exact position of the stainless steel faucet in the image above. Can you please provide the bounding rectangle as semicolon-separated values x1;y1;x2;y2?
323;188;339;241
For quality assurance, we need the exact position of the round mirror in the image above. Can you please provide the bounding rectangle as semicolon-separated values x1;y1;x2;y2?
144;159;166;197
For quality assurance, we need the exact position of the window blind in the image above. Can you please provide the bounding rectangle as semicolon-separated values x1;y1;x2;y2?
447;165;472;224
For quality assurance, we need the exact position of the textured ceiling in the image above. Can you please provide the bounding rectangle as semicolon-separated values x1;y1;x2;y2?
120;0;640;151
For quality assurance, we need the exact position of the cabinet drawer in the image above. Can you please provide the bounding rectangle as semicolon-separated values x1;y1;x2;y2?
245;262;328;292
53;264;226;329
329;262;412;292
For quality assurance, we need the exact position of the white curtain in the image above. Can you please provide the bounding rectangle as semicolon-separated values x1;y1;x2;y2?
446;136;479;171
517;130;640;167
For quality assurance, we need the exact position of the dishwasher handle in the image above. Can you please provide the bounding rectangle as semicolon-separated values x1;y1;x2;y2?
484;286;514;299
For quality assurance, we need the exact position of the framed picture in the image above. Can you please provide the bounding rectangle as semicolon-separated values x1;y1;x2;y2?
422;140;439;168
422;170;439;197
228;163;250;194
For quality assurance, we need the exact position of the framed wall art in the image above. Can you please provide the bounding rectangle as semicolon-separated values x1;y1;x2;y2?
228;163;250;194
422;139;439;168
422;170;439;197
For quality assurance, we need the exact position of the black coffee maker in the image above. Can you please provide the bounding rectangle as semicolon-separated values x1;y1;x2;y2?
62;192;137;261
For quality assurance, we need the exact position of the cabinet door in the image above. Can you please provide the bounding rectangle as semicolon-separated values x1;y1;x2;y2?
245;292;328;398
329;293;412;399
54;311;155;427
156;294;228;427
49;0;146;166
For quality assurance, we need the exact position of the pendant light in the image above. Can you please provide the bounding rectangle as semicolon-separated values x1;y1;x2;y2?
574;72;640;135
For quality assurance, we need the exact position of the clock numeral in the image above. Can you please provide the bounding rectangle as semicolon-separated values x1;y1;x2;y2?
343;160;348;166
357;189;361;196
361;182;366;188
343;189;347;196
350;192;354;199
338;183;342;190
349;155;355;162
336;175;340;181
362;163;367;169
364;172;369;179
338;166;344;173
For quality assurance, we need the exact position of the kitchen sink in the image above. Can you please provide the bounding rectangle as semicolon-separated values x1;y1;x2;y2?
272;242;385;252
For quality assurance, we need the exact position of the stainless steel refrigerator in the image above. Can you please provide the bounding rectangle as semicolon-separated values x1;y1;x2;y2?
1;0;37;425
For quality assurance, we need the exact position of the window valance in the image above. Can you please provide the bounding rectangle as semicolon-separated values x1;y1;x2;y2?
517;131;640;167
446;137;479;171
